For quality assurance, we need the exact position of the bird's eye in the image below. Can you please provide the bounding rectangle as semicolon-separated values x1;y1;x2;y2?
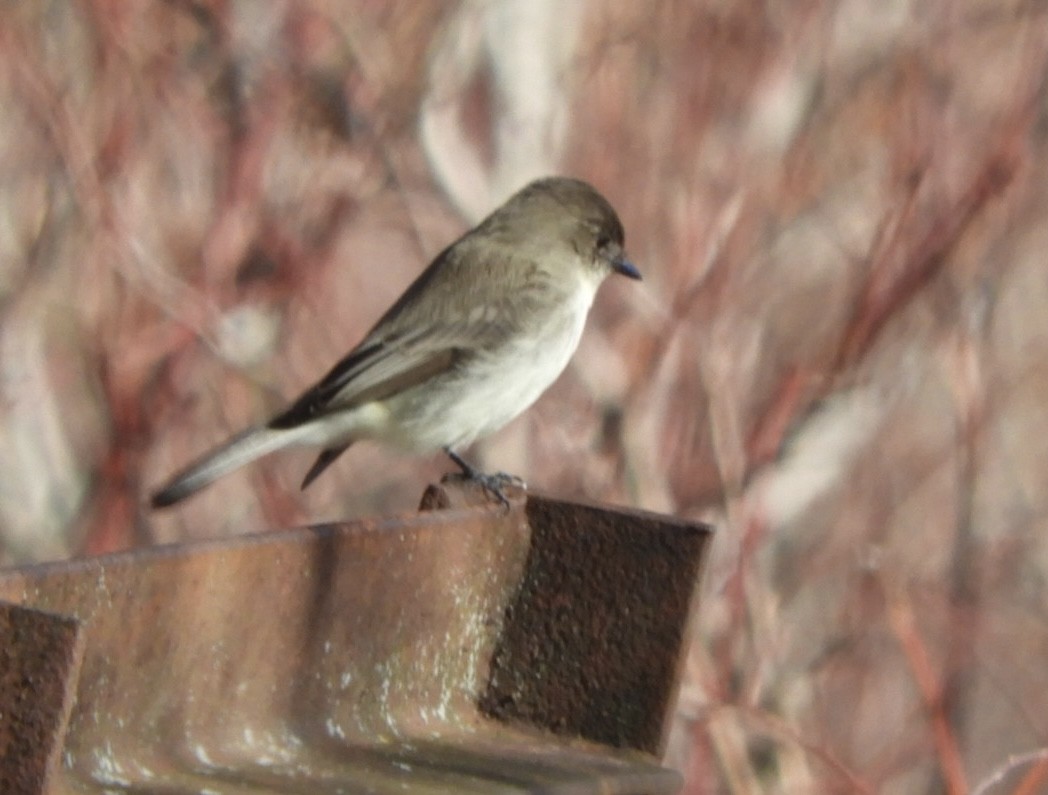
596;234;611;250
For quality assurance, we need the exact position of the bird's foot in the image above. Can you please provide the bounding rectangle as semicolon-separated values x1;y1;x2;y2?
444;449;526;509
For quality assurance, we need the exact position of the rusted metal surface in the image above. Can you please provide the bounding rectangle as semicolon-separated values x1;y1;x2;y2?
480;497;706;753
0;603;85;795
0;482;711;794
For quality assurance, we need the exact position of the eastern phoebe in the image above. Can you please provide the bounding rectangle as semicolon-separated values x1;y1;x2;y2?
150;176;640;508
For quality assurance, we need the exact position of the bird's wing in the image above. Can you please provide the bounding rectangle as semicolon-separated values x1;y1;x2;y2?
268;307;520;430
268;328;460;428
268;240;542;430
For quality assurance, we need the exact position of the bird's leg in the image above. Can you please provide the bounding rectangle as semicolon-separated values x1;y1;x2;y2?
443;448;526;509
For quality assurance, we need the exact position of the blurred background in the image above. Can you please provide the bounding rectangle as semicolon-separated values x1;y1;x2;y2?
1;0;1046;791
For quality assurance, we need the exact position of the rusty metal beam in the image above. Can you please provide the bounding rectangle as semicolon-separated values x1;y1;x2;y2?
0;482;711;794
0;603;84;794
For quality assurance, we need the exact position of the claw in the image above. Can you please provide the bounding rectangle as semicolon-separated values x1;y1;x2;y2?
444;449;526;509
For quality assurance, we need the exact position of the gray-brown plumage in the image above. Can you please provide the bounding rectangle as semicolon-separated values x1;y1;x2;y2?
151;177;639;508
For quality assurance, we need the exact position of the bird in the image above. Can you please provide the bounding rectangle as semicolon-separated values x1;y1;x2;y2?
150;176;640;508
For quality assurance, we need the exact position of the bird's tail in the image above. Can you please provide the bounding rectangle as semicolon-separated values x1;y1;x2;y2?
150;425;305;508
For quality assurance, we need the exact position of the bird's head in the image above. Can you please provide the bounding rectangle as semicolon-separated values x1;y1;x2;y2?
484;177;642;285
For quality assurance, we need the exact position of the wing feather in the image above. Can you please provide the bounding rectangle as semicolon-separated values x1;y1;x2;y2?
268;240;546;430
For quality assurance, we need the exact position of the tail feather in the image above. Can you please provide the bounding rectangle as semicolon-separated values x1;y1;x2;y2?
150;426;302;508
300;444;351;491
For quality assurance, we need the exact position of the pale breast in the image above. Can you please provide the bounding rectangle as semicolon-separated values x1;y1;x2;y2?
381;272;598;451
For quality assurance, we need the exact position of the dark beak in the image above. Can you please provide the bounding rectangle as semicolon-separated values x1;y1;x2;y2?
611;255;642;280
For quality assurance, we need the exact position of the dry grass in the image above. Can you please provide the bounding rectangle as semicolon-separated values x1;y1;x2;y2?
1;1;1047;791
